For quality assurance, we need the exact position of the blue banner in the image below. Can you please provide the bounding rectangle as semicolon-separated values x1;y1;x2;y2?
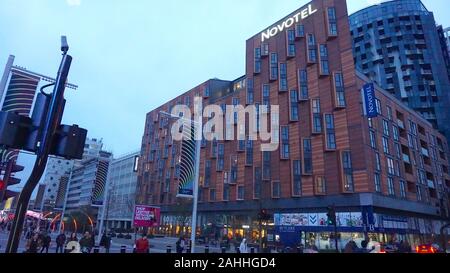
362;83;378;118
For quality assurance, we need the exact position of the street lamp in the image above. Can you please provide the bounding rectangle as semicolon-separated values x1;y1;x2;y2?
159;106;202;254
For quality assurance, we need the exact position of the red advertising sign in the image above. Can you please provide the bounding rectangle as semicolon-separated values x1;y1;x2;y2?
133;205;160;227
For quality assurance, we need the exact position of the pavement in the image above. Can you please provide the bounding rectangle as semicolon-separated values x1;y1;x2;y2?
0;231;246;253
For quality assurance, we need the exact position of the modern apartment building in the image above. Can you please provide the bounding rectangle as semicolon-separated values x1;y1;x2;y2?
137;0;450;249
349;0;450;146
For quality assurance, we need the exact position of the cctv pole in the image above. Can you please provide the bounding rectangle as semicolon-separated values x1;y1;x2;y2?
5;37;72;253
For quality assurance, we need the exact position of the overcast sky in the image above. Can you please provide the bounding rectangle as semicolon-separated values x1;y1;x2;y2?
1;0;449;194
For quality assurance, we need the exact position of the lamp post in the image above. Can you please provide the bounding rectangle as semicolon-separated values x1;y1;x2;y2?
160;103;202;253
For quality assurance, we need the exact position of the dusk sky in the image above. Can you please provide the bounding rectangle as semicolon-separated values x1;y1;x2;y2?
1;0;449;194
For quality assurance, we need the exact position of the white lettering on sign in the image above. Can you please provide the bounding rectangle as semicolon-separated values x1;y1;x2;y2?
135;207;155;221
261;4;318;42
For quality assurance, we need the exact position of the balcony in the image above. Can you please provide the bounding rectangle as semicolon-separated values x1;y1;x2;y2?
421;69;432;75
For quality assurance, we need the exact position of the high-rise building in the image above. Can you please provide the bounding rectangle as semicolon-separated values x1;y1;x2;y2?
102;151;139;231
137;0;450;249
437;25;450;81
349;0;450;146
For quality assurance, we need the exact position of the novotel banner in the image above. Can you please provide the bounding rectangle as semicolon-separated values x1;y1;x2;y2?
261;3;318;42
361;83;378;118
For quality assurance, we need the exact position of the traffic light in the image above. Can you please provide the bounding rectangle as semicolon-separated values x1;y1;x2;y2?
326;206;336;226
0;92;87;160
0;161;22;202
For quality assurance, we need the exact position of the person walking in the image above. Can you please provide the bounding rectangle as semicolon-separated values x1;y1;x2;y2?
56;233;66;253
100;232;111;253
239;238;249;253
26;233;40;253
40;232;51;253
79;231;94;253
135;234;149;253
176;236;186;253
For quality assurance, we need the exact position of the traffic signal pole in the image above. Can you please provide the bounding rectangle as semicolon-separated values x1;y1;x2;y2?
5;38;72;253
0;159;14;202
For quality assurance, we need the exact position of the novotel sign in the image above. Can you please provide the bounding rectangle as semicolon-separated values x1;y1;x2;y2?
261;3;318;42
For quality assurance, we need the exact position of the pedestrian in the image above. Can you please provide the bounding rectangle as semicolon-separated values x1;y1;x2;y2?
344;241;354;253
135;234;149;253
79;231;94;253
239;238;249;253
100;232;111;253
26;233;40;253
176;236;185;253
40;232;51;253
56;232;66;253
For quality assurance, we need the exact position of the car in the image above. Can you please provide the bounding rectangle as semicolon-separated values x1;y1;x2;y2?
416;244;444;254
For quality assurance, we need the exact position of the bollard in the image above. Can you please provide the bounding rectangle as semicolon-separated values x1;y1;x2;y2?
93;246;99;253
120;246;126;253
250;247;255;253
221;247;226;254
166;245;172;253
204;246;209;254
236;247;240;254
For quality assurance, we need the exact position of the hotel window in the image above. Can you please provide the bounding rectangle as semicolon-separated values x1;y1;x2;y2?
211;138;218;158
298;69;309;100
254;48;261;74
327;7;338;36
254;167;262;199
204;160;211;187
279;63;288;91
387;177;395;196
368;118;373;128
383;120;390;137
237;186;245;201
374;173;382;193
261;43;269;56
375;152;381;171
315;176;326;195
382;137;390;154
375;99;382;115
217;143;224;171
230;156;238;184
287;29;296;57
262;84;270;111
270;53;278;81
209;189;216;202
319;45;329;75
289;90;299;121
416;185;422;201
232;98;240;125
393;125;399;141
387;157;395;175
369;130;377;149
387;106;393;121
342;151;354;192
293;160;302;196
295;24;305;38
247;78;254;104
223;184;230;201
395;143;401;159
303;138;313;174
272;181;281;198
325;114;336;150
333;72;346;108
204;86;210;98
262;151;271;180
246;138;253;165
400;180;406;198
312;99;322;134
307;34;317;63
281;126;290;159
238;140;245;152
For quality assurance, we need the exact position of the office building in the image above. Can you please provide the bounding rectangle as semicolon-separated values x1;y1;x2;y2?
102;151;139;230
137;0;450;249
